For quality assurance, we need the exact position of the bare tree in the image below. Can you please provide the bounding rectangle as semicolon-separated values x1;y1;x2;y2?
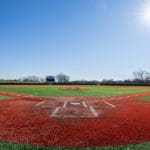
133;70;150;83
56;73;70;83
145;72;150;81
21;76;42;82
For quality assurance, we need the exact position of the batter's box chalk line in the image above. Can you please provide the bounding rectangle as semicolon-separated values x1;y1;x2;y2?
50;101;100;118
35;99;116;118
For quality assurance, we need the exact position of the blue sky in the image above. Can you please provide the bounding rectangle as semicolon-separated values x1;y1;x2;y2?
0;0;150;80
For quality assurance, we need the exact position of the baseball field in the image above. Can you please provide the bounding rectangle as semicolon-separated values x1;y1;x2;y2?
0;85;150;150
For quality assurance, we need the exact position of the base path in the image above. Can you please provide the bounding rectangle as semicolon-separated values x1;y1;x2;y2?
0;91;150;147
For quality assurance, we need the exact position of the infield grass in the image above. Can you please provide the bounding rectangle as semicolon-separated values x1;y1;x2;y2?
0;85;150;97
139;96;150;101
0;95;10;100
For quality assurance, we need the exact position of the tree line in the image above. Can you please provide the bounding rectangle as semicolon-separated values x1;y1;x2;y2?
50;70;150;85
0;70;150;85
99;70;150;85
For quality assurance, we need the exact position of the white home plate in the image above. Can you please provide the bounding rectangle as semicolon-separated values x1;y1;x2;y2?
70;102;81;106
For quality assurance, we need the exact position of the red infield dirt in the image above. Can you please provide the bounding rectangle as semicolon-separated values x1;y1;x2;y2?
0;91;150;147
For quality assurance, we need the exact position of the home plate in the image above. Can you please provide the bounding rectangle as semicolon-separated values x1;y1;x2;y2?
70;102;81;105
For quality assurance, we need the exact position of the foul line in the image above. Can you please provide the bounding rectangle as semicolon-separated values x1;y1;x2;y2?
63;101;68;108
82;101;88;107
89;106;99;117
103;100;116;108
51;107;60;117
35;101;45;107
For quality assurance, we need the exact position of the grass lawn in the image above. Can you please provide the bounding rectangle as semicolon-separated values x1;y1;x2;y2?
0;95;10;100
0;85;150;97
139;96;150;101
0;141;150;150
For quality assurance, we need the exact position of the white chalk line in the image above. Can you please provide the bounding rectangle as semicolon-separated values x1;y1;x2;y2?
63;101;68;108
82;101;88;108
63;115;98;118
89;106;99;117
84;94;143;103
51;107;60;117
37;94;144;118
103;100;116;108
35;101;45;107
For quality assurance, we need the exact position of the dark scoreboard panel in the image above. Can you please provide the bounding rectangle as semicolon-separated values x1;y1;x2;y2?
46;76;55;82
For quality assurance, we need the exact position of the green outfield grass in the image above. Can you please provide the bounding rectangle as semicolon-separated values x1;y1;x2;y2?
0;95;10;100
0;85;150;97
0;141;150;150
